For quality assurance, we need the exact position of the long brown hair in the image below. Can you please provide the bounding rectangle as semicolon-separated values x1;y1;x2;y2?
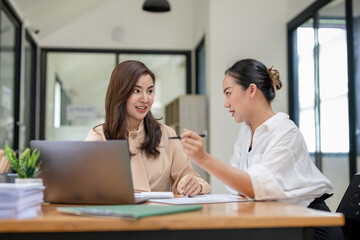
103;60;162;159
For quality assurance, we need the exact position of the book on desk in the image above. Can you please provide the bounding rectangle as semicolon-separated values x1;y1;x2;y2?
56;193;249;219
57;204;203;219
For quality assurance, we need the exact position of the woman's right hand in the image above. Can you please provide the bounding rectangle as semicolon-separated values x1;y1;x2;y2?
180;129;209;166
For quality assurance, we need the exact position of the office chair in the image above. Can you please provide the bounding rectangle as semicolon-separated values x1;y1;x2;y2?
336;173;360;240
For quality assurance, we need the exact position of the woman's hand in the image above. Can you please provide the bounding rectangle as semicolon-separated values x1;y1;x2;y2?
177;175;202;196
180;129;208;166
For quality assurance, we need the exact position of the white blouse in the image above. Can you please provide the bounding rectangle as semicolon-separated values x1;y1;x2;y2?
227;112;333;207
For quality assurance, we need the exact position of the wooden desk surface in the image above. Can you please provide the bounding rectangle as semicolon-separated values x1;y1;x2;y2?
0;201;344;233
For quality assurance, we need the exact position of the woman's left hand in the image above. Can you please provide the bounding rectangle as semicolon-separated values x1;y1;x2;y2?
177;175;202;196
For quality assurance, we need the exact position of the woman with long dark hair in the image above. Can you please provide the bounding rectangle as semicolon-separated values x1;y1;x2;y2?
86;60;211;196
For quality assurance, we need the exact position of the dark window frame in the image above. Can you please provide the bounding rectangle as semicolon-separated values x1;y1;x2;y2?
24;30;38;143
195;36;205;95
0;0;22;151
287;0;358;178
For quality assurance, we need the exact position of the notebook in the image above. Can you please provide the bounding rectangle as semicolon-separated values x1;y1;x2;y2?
57;204;203;219
30;140;148;204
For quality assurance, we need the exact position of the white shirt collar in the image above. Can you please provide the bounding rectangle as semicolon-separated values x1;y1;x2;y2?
261;112;289;131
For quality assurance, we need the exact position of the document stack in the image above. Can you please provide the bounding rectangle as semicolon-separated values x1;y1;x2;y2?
0;183;45;219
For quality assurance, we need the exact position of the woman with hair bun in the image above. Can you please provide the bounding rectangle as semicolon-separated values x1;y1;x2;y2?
180;59;342;240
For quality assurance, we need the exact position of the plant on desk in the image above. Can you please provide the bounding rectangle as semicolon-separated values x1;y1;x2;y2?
5;145;42;184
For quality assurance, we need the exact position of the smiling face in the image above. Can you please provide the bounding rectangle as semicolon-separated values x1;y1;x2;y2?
126;74;154;130
222;74;252;123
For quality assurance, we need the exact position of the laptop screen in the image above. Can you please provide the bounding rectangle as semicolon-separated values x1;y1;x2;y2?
30;140;136;204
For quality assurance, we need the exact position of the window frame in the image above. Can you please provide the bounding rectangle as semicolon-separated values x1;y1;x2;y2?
23;30;38;146
40;48;192;140
0;0;22;150
287;0;358;178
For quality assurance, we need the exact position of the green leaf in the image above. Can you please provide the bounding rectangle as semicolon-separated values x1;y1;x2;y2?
5;145;25;177
30;149;39;167
20;148;30;169
32;149;41;177
4;145;41;178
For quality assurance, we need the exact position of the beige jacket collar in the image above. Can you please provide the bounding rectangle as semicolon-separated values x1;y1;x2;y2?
127;120;151;192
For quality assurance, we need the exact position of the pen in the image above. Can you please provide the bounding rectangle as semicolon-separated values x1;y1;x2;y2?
168;134;206;140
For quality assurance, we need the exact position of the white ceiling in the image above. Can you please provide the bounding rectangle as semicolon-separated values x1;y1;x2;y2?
12;0;111;40
11;0;196;48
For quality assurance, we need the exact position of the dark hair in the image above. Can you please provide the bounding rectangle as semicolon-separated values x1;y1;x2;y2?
225;58;282;102
102;60;162;159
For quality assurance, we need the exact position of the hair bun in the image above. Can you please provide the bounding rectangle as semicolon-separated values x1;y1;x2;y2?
267;67;282;91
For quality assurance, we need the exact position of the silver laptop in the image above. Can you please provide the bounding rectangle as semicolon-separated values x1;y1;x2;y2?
30;140;148;204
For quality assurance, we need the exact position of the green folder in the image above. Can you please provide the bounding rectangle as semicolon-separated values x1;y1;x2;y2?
57;205;203;219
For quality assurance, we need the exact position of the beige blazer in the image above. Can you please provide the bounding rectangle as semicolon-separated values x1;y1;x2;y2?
85;122;211;194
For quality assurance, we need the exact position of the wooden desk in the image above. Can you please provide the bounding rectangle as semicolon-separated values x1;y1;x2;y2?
0;201;344;240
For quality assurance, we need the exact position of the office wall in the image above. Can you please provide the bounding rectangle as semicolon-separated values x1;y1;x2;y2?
204;0;287;193
193;0;209;47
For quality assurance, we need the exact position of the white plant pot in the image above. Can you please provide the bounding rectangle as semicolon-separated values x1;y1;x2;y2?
15;178;43;185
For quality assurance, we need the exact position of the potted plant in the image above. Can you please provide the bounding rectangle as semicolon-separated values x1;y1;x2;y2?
4;145;42;184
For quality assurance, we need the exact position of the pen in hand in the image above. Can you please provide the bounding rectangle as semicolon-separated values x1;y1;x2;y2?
168;134;206;140
174;194;190;198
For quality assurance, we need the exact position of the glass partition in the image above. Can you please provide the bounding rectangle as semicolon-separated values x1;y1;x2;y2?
318;0;349;211
45;52;188;140
318;5;349;154
0;9;16;148
296;19;316;156
290;0;352;211
45;52;116;140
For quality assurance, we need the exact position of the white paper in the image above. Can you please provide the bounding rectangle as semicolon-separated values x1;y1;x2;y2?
0;191;44;210
135;191;174;199
0;183;45;219
0;204;41;219
0;183;45;190
149;194;250;205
